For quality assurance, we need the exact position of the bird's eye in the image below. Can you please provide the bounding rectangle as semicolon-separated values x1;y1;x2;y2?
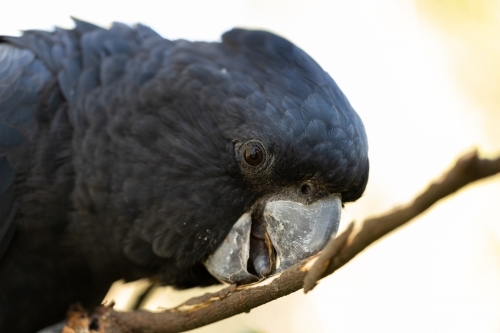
244;145;264;166
236;139;269;171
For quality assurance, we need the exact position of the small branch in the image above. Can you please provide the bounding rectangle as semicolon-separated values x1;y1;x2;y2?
78;150;500;333
84;266;312;333
304;151;500;293
304;149;500;291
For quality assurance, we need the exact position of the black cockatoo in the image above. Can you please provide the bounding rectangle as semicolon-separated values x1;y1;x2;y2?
0;19;369;332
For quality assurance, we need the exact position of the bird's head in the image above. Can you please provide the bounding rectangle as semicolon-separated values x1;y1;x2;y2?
200;29;369;283
105;28;368;286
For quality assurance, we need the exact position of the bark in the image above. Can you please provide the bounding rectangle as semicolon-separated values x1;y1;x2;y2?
63;150;500;333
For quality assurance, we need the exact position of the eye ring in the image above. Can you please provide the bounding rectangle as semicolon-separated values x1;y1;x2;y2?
236;140;269;169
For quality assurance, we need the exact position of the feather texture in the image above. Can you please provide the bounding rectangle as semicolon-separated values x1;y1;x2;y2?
0;20;368;333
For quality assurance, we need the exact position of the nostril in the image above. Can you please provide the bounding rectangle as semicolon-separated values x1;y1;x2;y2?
300;184;312;196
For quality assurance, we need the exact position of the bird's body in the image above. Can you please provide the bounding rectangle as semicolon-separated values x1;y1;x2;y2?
0;20;368;332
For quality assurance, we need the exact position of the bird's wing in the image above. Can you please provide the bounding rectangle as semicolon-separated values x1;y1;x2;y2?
0;43;51;261
0;19;165;262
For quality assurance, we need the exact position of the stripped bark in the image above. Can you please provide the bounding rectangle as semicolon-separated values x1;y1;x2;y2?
71;150;500;333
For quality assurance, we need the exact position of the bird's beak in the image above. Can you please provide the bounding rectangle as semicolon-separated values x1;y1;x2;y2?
204;193;342;284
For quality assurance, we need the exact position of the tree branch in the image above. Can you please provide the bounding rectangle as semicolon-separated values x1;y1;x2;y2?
68;150;500;333
303;149;500;291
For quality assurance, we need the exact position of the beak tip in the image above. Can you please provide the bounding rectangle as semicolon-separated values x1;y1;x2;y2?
264;193;342;272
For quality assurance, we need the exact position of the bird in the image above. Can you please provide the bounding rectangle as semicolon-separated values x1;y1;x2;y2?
0;19;369;333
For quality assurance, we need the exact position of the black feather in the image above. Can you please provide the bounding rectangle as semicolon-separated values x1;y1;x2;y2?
0;21;368;333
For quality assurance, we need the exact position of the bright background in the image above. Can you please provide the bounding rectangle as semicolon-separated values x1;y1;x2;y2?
2;0;500;332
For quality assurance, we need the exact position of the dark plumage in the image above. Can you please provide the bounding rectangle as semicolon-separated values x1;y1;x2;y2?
0;19;368;332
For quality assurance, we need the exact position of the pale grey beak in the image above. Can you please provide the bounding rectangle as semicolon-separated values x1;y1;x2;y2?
204;193;342;284
203;213;258;284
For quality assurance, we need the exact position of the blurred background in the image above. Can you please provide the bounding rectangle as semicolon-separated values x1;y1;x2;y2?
2;0;500;332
